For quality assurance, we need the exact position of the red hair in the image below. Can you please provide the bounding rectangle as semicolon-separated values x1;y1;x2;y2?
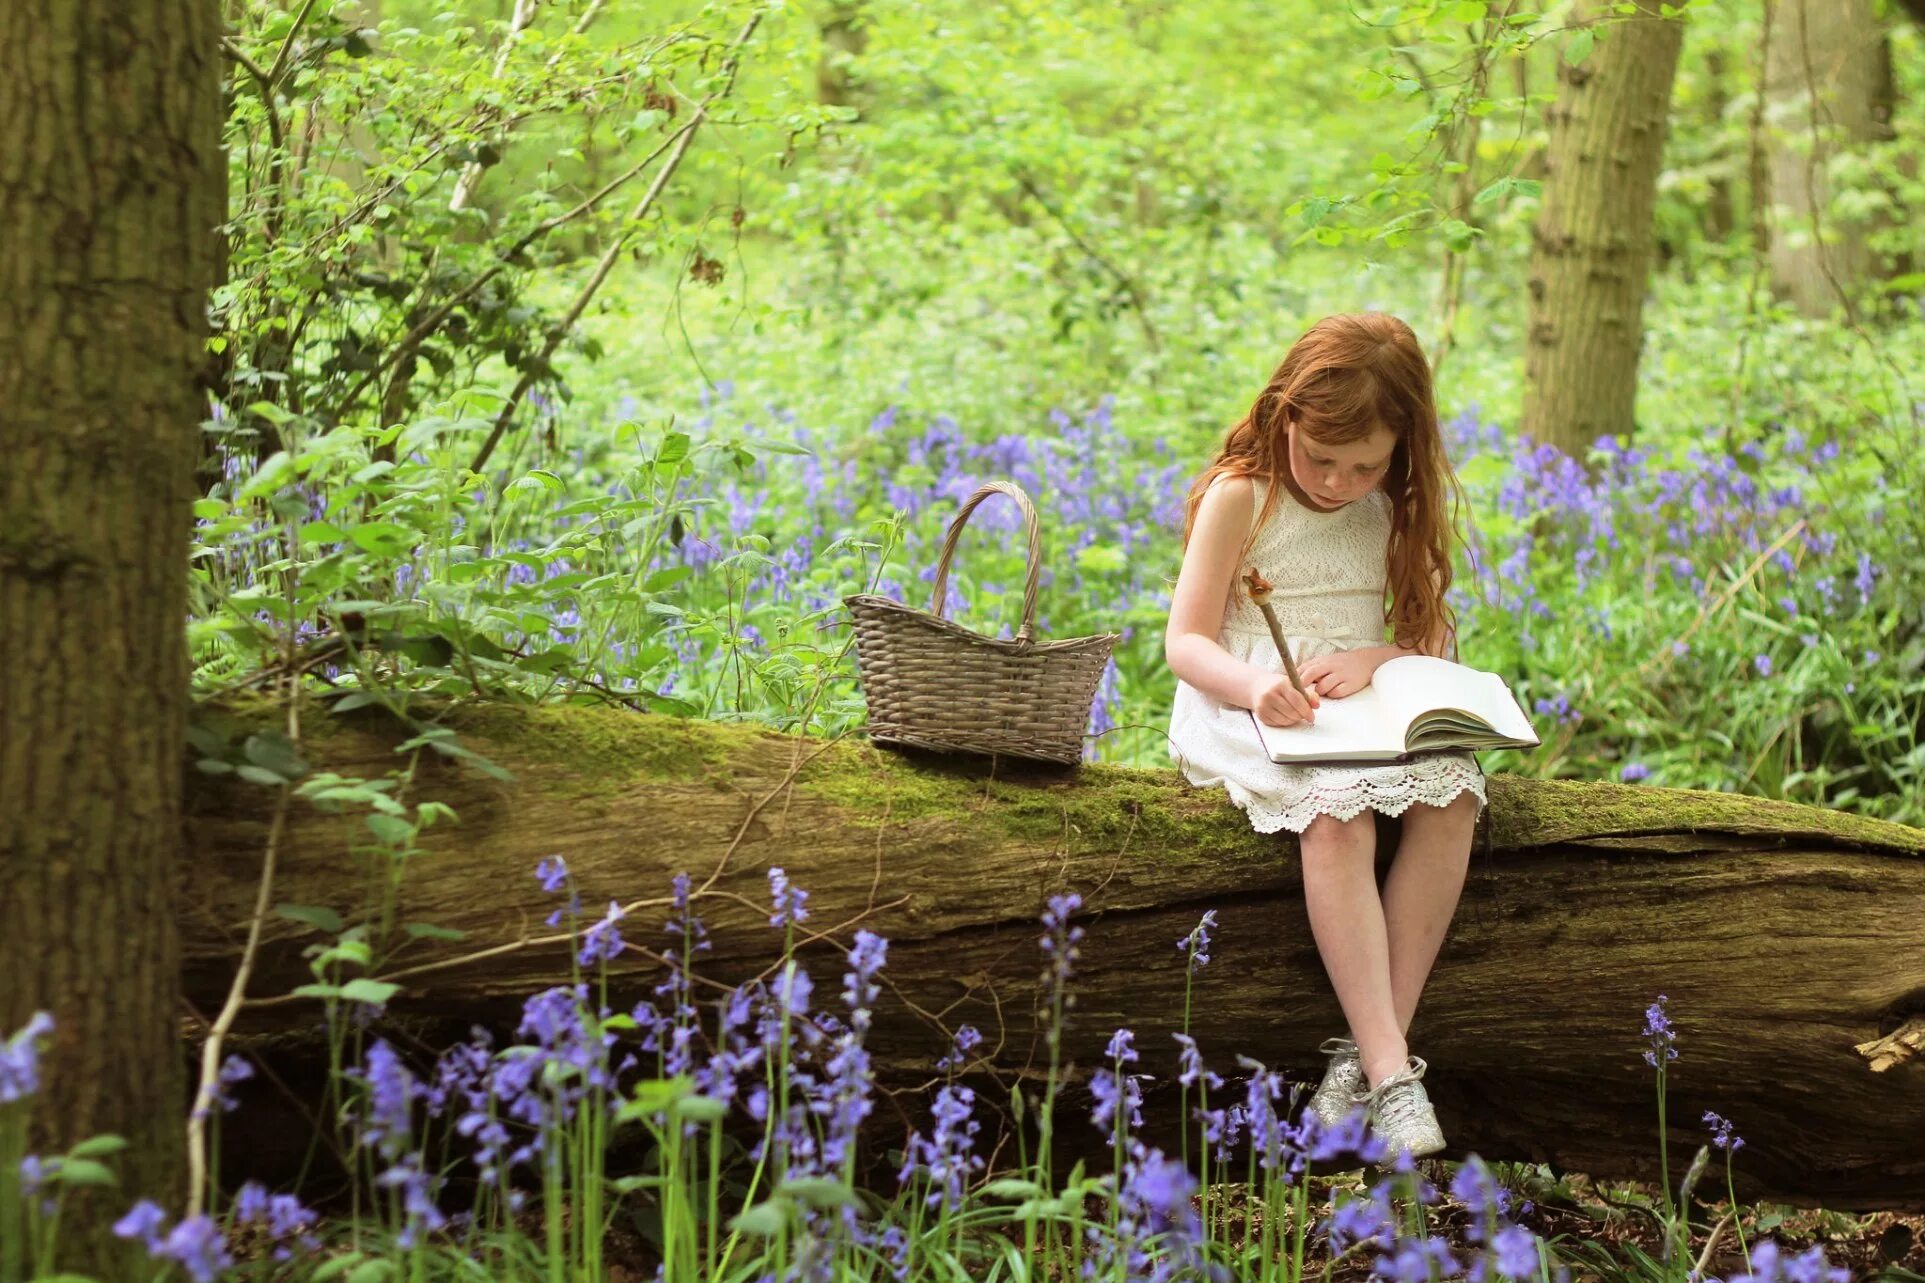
1181;312;1471;655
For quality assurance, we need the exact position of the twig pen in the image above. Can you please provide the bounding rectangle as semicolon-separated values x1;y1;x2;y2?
1241;567;1310;700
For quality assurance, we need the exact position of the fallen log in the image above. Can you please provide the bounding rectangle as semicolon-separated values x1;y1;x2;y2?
181;701;1925;1208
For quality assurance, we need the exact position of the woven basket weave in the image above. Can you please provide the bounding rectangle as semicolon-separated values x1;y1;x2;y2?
843;481;1119;766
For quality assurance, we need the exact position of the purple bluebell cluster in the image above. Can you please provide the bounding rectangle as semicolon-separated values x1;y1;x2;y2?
898;1083;985;1214
1177;908;1218;972
1643;993;1679;1069
1705;1110;1745;1153
1081;1138;1217;1283
1091;1029;1147;1145
0;1011;52;1102
935;1023;983;1073
1730;1240;1852;1283
1040;892;1086;1008
112;1201;233;1283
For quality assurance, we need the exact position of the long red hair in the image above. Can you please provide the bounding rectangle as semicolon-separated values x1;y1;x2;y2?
1180;312;1471;656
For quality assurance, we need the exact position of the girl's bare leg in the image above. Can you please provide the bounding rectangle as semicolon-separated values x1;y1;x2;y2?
1298;809;1406;1086
1381;791;1479;1031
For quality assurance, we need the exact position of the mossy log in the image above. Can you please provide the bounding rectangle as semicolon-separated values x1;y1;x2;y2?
181;702;1925;1209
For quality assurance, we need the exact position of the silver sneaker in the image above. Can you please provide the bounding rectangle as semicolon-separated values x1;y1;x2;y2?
1308;1036;1365;1128
1350;1054;1446;1160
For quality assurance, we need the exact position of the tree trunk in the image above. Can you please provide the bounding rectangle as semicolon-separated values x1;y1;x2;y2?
182;703;1925;1209
1764;0;1897;317
0;0;223;1262
1520;2;1685;457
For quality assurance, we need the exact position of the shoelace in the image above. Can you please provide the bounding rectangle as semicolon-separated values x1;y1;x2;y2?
1351;1054;1430;1115
1318;1036;1358;1059
1374;1080;1432;1135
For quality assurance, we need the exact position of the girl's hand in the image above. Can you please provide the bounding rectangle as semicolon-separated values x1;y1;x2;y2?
1248;671;1320;727
1296;647;1387;700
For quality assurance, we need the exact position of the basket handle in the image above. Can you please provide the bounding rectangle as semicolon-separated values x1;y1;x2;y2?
928;481;1043;643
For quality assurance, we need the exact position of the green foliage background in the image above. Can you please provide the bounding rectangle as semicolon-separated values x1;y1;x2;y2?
196;0;1925;822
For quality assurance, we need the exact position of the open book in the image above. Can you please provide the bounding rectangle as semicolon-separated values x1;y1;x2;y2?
1249;655;1541;764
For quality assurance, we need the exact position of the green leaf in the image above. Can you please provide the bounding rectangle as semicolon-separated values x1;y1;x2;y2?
403;922;467;942
298;520;346;544
275;904;345;934
364;812;416;847
237;764;288;787
728;1200;790;1237
672;1095;729;1124
339;978;400;1007
243;731;307;780
657;431;690;465
65;1134;129;1160
345;1260;397;1283
980;1177;1047;1201
310;1251;369;1281
776;1175;858;1209
347;521;418;557
644;565;692;592
50;1158;118;1188
1564;27;1595;64
290;983;344;1000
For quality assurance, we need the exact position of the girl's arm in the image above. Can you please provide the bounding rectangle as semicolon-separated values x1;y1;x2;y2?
1164;475;1315;721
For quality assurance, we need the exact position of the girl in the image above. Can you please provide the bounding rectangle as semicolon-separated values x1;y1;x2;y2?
1164;312;1483;1159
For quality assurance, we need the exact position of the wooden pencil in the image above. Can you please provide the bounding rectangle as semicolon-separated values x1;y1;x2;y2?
1241;567;1310;700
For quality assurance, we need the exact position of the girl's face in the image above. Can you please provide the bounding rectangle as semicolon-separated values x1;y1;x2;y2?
1284;419;1399;511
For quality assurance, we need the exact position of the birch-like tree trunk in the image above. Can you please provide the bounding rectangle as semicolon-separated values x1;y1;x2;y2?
0;0;224;1260
1520;1;1685;456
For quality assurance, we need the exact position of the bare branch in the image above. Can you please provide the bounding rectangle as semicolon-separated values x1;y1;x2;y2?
469;6;767;474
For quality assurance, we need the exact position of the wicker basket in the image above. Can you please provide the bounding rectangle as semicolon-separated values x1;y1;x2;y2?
843;481;1119;766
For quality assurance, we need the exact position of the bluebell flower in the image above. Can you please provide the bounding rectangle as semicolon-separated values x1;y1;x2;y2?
1451;1157;1504;1240
1039;893;1086;998
935;1024;982;1072
1176;909;1218;969
578;900;628;967
1620;762;1651;783
768;866;811;929
1372;1234;1458;1283
843;929;889;1024
1704;1109;1745;1152
1643;994;1678;1068
897;1084;983;1212
1493;1223;1540;1279
1326;1193;1393;1255
0;1011;54;1103
1754;654;1774;677
358;1039;418;1160
1173;1033;1223;1091
113;1204;232;1283
231;1181;321;1257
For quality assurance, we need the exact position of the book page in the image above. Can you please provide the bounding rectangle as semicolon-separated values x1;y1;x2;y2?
1249;684;1408;763
1371;655;1538;746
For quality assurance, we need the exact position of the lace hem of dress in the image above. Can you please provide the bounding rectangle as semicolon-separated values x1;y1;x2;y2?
1226;758;1489;836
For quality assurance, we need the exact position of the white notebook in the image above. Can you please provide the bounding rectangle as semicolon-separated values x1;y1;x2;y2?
1248;655;1541;764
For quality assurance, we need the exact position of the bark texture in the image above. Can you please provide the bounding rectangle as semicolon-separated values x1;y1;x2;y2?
0;0;224;1253
1521;2;1685;456
1764;0;1898;316
182;703;1925;1209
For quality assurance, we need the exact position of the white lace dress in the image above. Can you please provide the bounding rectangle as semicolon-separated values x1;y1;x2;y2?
1167;475;1488;835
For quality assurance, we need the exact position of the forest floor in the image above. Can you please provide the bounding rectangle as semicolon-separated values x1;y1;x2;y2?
576;1168;1925;1281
